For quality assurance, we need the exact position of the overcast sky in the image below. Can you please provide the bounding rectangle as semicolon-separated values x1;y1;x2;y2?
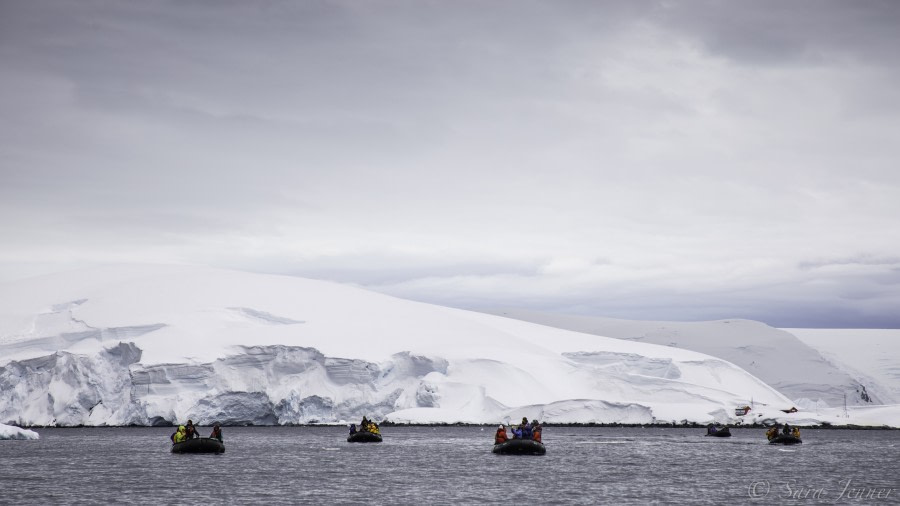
2;0;899;327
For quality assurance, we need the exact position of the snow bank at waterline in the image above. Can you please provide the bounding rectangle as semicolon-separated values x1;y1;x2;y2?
0;423;39;440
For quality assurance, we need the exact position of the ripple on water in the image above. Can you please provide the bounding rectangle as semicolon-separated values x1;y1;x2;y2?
2;426;897;505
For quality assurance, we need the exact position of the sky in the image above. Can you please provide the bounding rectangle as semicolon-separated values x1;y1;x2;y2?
1;0;899;328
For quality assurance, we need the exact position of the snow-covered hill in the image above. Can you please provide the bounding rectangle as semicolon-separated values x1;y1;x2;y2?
786;328;900;405
0;265;895;427
483;310;896;409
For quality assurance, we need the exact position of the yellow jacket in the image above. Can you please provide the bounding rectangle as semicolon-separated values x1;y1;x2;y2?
173;426;187;443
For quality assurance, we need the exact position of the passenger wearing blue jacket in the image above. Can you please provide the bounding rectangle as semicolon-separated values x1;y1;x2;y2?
520;417;533;439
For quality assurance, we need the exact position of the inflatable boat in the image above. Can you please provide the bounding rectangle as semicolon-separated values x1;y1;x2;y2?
347;431;383;443
492;439;546;455
706;427;731;437
171;437;225;454
768;434;802;445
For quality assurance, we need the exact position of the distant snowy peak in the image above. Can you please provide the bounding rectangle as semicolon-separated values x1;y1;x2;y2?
0;264;876;427
482;309;896;408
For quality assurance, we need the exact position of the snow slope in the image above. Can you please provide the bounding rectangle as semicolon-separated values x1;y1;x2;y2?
0;265;893;427
484;310;894;408
786;328;900;406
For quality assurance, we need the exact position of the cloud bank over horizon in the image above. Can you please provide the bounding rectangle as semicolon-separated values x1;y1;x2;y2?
2;0;899;327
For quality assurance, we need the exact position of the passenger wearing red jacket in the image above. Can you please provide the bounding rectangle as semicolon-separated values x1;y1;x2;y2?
531;420;543;443
494;425;508;444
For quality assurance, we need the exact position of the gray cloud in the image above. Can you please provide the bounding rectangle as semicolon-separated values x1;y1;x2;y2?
1;0;899;327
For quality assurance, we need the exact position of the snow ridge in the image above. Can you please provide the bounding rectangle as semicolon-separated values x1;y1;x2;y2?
227;307;305;325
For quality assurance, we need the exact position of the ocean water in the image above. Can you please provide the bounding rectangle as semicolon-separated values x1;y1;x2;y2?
1;426;897;505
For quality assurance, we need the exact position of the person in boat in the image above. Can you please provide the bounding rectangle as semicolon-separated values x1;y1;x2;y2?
360;416;370;432
349;423;357;435
707;424;718;434
791;426;801;438
172;425;187;443
209;423;223;442
766;425;779;440
184;419;199;439
782;423;791;435
511;424;523;439
495;425;508;445
521;417;533;439
531;420;543;443
367;421;380;435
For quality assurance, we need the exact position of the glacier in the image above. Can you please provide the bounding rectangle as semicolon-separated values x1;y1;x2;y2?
484;310;899;408
0;264;897;427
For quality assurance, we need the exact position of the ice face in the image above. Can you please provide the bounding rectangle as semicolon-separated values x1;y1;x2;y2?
0;338;790;426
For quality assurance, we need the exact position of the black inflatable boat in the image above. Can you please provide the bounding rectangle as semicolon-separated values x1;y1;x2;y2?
706;427;731;437
347;431;383;443
492;439;546;455
171;437;225;454
768;434;802;445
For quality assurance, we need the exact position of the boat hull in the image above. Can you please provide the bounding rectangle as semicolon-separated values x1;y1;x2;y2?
171;437;225;454
347;431;383;443
768;434;802;445
706;428;732;437
492;439;546;455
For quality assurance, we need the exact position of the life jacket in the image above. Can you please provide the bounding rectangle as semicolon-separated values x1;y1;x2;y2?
173;426;186;443
792;428;800;438
495;430;508;444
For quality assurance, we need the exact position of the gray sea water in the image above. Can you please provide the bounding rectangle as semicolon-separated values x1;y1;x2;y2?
1;426;897;505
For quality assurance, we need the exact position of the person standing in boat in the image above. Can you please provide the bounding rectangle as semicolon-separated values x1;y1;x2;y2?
209;423;223;442
520;417;533;439
782;423;791;435
494;425;508;445
360;416;369;432
184;420;199;439
531;420;543;442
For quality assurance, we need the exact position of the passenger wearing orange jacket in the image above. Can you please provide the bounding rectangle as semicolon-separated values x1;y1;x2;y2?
494;425;508;444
